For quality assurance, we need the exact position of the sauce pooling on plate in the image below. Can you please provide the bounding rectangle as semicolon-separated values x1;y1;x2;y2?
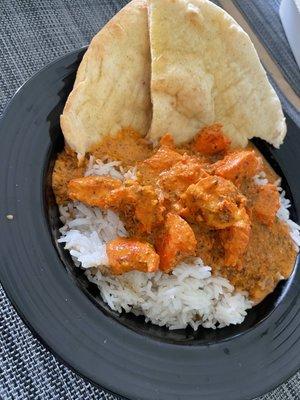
52;125;297;303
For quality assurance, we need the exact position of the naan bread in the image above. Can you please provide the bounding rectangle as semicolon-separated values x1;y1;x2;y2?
148;0;286;147
61;0;151;155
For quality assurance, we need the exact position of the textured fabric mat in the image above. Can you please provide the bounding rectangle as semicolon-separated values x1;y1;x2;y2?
0;1;299;399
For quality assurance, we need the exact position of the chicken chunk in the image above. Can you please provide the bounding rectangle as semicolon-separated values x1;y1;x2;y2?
68;176;122;207
211;150;262;184
110;183;165;233
182;176;247;229
194;124;231;155
156;213;197;272
219;208;251;267
68;177;164;233
107;238;160;275
138;145;183;185
253;183;280;226
158;155;209;200
140;145;183;172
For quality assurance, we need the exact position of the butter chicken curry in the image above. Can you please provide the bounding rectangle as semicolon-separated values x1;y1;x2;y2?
53;125;297;304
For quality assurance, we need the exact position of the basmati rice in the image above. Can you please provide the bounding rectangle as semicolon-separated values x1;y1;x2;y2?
57;160;299;330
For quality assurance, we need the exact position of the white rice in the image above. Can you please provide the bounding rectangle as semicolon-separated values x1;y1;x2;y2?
84;156;137;181
59;204;127;269
58;201;252;330
86;259;252;330
57;160;299;330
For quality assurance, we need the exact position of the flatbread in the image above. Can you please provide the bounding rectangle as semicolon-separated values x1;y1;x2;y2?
61;0;151;155
148;0;286;147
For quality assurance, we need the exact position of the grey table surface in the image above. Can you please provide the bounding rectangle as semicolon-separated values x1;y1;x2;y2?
0;0;300;399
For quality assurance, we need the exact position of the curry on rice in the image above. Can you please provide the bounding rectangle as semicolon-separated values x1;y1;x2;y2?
53;125;297;304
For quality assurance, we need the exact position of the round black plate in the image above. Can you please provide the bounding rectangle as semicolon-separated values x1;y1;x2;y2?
0;48;300;400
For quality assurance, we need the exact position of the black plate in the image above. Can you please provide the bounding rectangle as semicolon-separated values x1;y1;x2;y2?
0;48;300;400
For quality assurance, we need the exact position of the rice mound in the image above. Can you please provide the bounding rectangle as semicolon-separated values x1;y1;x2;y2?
57;160;299;330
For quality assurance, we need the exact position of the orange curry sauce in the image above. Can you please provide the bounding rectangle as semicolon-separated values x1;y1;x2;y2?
52;126;297;303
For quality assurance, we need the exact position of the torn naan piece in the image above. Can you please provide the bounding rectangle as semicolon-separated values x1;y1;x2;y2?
148;0;286;148
61;0;151;156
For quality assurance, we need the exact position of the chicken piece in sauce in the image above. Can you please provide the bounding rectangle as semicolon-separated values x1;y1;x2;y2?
156;213;197;272
212;150;262;184
194;124;231;155
109;183;165;233
68;176;122;208
181;175;251;265
138;144;183;185
182;175;247;229
158;155;208;200
107;238;159;275
68;177;164;234
141;144;182;171
252;183;280;226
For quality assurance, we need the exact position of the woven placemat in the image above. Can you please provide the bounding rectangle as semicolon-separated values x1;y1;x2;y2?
0;1;299;399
